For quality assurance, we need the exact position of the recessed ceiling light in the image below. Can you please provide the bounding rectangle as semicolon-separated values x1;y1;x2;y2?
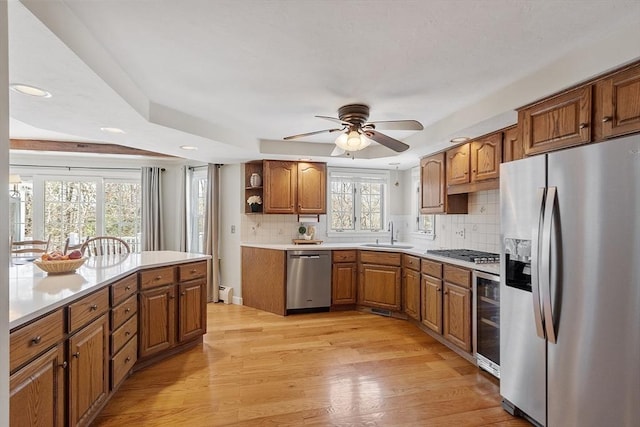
299;158;311;161
450;136;470;143
100;127;126;134
180;145;198;150
10;83;52;98
388;162;400;166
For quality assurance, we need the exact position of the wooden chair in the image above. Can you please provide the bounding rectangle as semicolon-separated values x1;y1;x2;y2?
81;236;131;256
10;236;51;257
64;237;87;255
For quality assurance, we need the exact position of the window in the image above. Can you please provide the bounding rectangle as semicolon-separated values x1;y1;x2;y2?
18;173;142;252
411;167;436;238
188;169;208;253
329;168;389;233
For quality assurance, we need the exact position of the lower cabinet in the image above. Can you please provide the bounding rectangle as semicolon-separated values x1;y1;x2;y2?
10;345;65;427
178;280;207;343
402;254;421;321
332;250;358;306
421;274;443;333
358;251;402;312
443;283;472;352
139;284;176;358
68;314;109;427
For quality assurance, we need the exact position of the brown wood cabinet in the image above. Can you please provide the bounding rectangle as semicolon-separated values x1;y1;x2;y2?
443;283;472;352
446;143;470;185
138;262;207;360
402;254;421;321
520;85;592;156
502;125;523;162
10;345;65;427
242;246;286;315
263;160;297;214
358;251;402;311
68;314;109;427
598;63;640;139
332;250;357;306
421;259;443;334
297;162;326;214
470;133;502;182
419;152;467;214
244;161;264;214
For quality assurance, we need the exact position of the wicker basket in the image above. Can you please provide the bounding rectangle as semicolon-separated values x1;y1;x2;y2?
33;257;86;274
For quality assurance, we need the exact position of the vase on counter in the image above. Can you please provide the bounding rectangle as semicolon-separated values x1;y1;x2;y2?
249;173;262;187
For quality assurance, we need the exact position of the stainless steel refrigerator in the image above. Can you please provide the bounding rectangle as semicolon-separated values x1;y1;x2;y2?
499;134;640;426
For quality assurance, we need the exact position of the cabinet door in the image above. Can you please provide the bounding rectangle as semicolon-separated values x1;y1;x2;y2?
420;153;446;213
403;268;421;321
68;314;109;427
520;86;591;156
358;264;401;311
139;285;176;358
421;275;442;334
443;283;471;352
297;162;326;214
10;346;65;427
263;160;297;214
332;262;357;305
470;133;502;182
600;64;640;139
446;144;470;185
503;126;523;162
178;280;207;343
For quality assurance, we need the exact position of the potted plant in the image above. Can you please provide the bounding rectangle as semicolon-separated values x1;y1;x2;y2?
247;195;262;212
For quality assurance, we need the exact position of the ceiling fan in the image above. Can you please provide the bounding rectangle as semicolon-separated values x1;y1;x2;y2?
284;104;423;156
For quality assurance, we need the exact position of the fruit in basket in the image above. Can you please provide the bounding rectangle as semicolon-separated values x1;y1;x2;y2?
41;251;69;261
68;249;83;259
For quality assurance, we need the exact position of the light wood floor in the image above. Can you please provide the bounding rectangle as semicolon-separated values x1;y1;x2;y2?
93;304;530;426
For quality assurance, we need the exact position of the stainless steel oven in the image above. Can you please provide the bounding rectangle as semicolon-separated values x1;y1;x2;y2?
473;270;500;378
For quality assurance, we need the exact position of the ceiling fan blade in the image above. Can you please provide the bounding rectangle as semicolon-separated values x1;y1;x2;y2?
316;115;353;126
283;128;342;140
330;146;345;156
363;130;410;152
365;120;424;131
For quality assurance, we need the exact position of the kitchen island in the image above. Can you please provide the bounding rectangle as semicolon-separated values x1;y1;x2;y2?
9;251;210;427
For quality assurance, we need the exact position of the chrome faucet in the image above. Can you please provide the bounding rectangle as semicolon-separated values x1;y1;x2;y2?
389;221;397;245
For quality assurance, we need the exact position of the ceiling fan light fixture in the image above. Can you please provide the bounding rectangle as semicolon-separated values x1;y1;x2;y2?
335;130;370;152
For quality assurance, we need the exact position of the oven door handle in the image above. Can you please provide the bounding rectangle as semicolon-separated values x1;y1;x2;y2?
531;187;546;339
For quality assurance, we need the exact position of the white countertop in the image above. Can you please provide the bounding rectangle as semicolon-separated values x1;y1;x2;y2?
9;251;211;330
240;242;500;276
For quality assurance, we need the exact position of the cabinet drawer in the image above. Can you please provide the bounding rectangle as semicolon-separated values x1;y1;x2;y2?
178;261;207;282
68;288;109;333
140;266;176;290
111;274;137;306
359;250;402;266
443;264;471;288
333;250;356;263
10;309;65;373
111;294;137;330
421;259;443;278
111;335;137;389
111;313;138;356
402;254;420;271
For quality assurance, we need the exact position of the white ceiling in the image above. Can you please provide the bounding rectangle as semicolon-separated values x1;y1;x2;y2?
8;0;640;169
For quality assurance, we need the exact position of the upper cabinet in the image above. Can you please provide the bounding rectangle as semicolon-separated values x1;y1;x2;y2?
597;63;640;140
502;125;523;163
420;152;467;214
470;132;502;182
445;130;503;195
264;160;298;214
446;144;470;186
296;162;326;214
249;160;326;215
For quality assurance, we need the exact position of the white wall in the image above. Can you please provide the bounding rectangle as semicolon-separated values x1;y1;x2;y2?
1;0;10;421
219;164;242;303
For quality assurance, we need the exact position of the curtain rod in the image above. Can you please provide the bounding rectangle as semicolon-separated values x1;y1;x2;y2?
10;164;166;172
189;164;224;170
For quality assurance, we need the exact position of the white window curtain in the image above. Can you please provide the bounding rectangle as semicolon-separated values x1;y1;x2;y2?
141;167;164;251
204;164;221;302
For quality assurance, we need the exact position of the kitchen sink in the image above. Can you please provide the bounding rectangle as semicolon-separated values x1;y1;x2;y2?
361;243;414;249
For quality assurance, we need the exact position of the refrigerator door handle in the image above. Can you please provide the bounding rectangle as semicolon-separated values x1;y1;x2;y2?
541;186;558;344
531;187;546;339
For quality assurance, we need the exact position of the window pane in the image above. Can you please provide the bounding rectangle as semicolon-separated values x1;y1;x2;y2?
105;181;141;252
44;180;97;250
360;182;383;231
330;178;354;230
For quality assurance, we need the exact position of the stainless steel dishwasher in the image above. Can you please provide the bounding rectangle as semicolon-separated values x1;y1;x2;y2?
286;250;331;313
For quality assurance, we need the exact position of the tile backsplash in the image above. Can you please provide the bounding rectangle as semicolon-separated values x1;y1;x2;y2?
241;189;500;253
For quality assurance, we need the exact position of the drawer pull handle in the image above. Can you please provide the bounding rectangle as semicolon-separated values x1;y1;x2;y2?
154;276;162;281
73;352;80;358
181;291;186;296
125;331;131;336
602;116;612;123
31;336;42;345
90;304;98;311
579;122;588;129
190;269;197;274
125;286;131;291
59;361;68;369
125;307;131;313
125;356;131;363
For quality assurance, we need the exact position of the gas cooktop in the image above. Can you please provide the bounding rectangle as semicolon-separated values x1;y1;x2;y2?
426;249;500;264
